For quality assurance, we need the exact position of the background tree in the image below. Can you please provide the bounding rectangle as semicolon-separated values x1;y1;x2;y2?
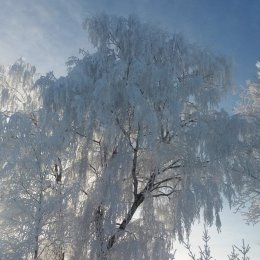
0;61;73;259
229;62;260;224
184;227;251;260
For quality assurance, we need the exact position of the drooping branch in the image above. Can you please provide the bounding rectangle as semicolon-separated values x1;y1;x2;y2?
115;117;135;150
21;182;40;204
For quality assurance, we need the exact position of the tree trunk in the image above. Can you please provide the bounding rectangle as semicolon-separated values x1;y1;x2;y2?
106;192;145;251
95;205;106;259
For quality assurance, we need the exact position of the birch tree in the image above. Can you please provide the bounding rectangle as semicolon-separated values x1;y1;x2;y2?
37;14;235;259
231;62;260;224
0;61;71;259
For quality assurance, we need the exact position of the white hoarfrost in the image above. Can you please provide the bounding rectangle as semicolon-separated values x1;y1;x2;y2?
0;14;257;260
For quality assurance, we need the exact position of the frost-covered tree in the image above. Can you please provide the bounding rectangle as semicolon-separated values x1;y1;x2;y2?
184;228;215;260
184;227;251;260
0;58;38;115
0;60;43;259
1;14;257;260
0;61;72;260
230;62;260;224
35;14;237;259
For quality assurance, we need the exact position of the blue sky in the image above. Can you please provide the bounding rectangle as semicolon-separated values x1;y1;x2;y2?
0;0;259;84
175;203;260;259
0;0;259;258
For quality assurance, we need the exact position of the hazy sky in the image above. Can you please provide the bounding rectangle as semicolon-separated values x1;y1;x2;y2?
0;0;259;258
0;0;259;84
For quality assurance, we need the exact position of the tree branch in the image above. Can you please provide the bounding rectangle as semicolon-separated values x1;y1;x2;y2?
132;125;140;198
152;189;175;198
162;159;182;173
